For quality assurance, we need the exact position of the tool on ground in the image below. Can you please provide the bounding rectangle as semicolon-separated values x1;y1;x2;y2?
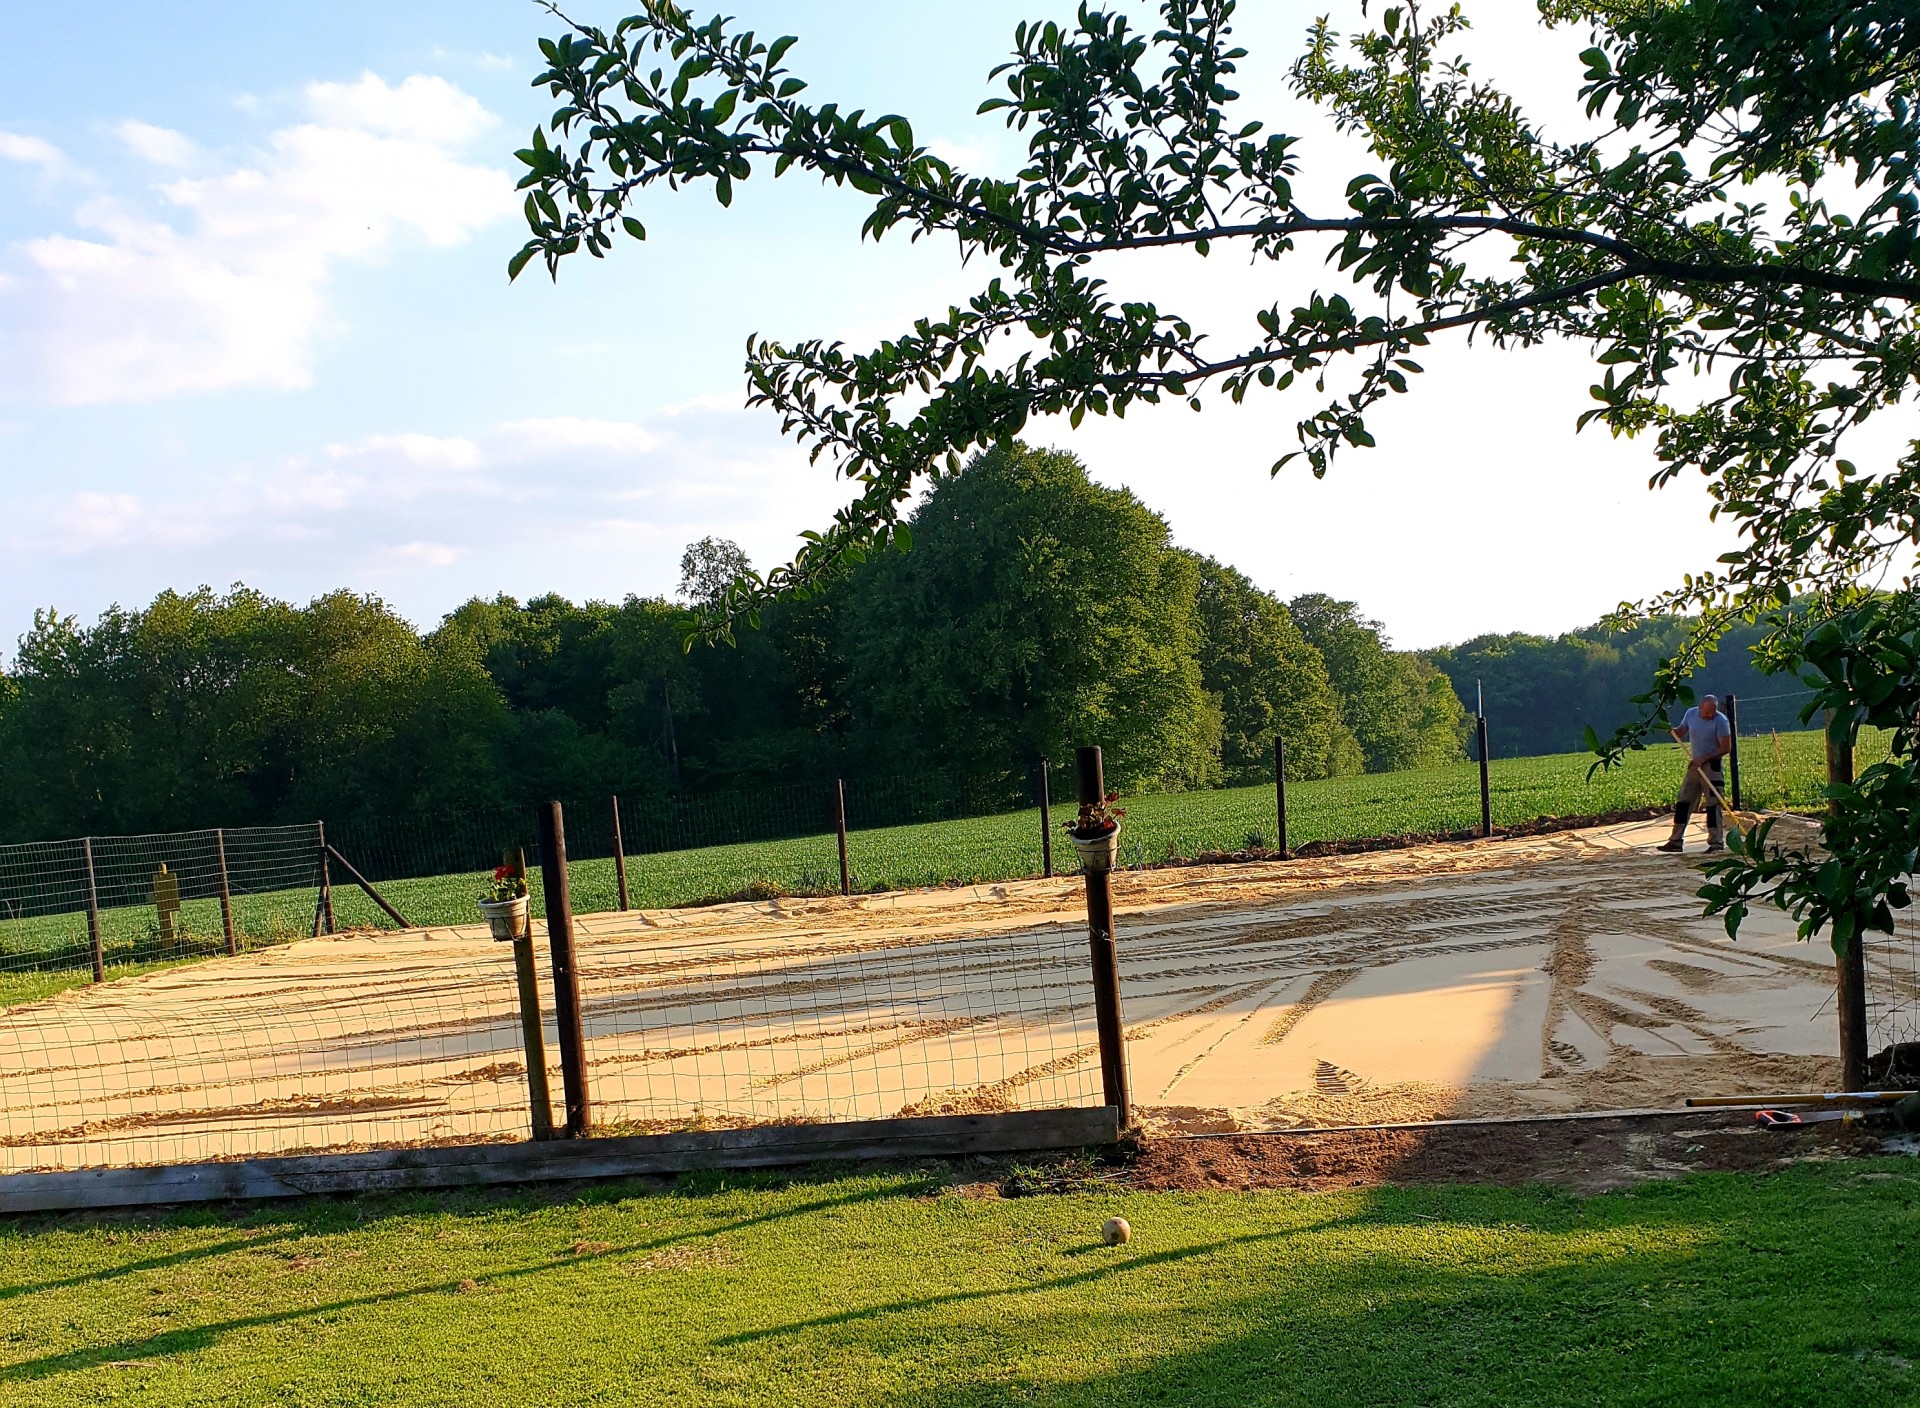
1755;1108;1858;1128
1686;1090;1915;1107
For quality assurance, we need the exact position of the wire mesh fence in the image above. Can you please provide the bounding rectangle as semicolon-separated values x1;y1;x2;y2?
0;930;541;1172
9;708;1920;1176
575;921;1100;1134
0;825;322;985
0;885;1103;1172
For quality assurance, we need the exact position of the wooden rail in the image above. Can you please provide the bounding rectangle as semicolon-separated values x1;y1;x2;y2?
0;1106;1120;1213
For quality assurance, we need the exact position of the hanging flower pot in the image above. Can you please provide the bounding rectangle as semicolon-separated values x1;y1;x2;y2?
477;894;529;942
478;866;530;942
1063;789;1127;872
1069;823;1121;871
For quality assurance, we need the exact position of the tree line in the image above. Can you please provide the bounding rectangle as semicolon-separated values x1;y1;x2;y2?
0;444;1479;841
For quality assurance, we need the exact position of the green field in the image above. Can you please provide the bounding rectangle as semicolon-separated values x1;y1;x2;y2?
0;1160;1915;1406
1;729;1873;1010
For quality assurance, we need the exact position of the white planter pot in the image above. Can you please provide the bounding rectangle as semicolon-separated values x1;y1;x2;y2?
478;894;529;942
1069;825;1121;871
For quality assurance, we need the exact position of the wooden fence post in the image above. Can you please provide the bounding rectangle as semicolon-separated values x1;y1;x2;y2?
1039;761;1054;879
1075;746;1130;1129
81;837;104;984
324;845;411;928
213;828;237;957
1828;713;1868;1090
538;802;592;1137
1476;713;1493;838
610;795;631;912
1274;735;1290;860
1726;694;1743;811
834;779;851;897
504;846;556;1141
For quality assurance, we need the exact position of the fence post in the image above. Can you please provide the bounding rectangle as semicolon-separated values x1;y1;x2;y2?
213;828;237;957
1273;735;1290;860
81;837;104;984
1476;712;1493;838
834;778;851;897
313;822;335;936
538;802;592;1136
610;794;631;912
505;846;556;1141
1726;694;1743;811
1075;746;1130;1129
1039;761;1054;879
1827;712;1868;1090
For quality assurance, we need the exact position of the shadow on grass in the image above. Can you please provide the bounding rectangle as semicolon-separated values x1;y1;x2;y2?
0;1166;933;1372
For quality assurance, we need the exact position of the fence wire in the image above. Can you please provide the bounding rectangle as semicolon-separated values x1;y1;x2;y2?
0;825;322;979
575;921;1101;1132
0;931;534;1172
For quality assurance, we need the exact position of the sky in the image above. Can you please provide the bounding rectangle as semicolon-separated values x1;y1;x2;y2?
0;0;1742;657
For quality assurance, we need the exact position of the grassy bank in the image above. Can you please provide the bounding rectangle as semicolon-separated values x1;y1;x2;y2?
2;729;1872;1008
0;1161;1914;1406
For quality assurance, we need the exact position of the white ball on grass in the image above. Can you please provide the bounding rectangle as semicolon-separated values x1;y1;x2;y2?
1102;1216;1132;1246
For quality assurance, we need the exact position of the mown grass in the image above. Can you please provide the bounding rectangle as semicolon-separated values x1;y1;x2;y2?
0;1161;1915;1406
2;729;1875;1009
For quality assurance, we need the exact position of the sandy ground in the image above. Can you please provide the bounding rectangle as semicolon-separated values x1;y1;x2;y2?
1;817;1909;1172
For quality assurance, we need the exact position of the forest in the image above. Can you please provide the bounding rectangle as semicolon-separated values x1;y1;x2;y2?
0;443;1777;842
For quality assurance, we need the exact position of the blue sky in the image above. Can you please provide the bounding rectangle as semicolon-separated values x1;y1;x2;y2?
0;0;1737;655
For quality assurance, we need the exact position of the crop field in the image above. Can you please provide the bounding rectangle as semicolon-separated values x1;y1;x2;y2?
0;730;1876;1011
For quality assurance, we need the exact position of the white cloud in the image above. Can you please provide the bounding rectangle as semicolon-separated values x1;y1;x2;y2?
1;401;848;628
116;121;195;166
0;74;515;407
305;73;495;144
0;132;63;168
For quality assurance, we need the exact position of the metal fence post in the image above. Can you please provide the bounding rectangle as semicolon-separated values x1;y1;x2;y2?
505;845;556;1141
213;828;237;957
81;837;104;983
1476;713;1493;838
610;794;631;912
834;778;851;897
538;802;592;1136
1827;712;1868;1090
1274;735;1290;860
313;821;335;936
1039;761;1054;878
1726;694;1743;811
1075;746;1130;1128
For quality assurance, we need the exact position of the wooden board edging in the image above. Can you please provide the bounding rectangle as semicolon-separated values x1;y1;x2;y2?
0;1106;1121;1214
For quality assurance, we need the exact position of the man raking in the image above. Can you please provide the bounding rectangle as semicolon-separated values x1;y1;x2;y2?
1658;694;1733;854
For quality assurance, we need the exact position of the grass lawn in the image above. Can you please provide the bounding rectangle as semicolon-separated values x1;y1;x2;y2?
2;728;1878;1009
1;1162;1916;1406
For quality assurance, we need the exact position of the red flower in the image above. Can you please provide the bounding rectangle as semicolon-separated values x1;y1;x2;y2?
493;866;512;881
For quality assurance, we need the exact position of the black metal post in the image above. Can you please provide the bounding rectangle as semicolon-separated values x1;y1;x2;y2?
314;821;335;936
834;778;851;897
1476;713;1493;838
81;837;103;983
538;802;591;1137
1274;735;1290;860
504;845;555;1140
214;828;237;956
1726;694;1743;811
611;794;631;912
1075;745;1130;1128
1039;761;1054;879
